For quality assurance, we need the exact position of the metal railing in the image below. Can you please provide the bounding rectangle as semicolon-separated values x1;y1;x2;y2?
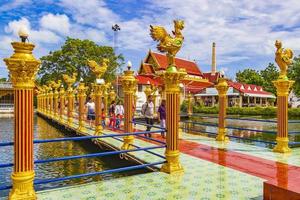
0;128;166;191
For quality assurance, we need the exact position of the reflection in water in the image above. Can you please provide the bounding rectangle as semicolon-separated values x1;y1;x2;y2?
184;115;300;148
0;115;148;197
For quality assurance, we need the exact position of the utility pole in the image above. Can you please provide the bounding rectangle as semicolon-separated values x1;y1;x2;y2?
112;24;121;97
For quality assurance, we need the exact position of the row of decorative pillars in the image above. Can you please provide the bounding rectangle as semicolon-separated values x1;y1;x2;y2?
4;35;41;199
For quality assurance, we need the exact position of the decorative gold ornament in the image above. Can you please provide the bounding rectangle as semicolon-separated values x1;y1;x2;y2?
275;40;293;80
4;42;40;88
63;73;77;88
150;20;184;71
87;59;109;79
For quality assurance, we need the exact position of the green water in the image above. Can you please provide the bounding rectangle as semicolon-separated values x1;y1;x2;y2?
0;115;149;197
182;114;300;148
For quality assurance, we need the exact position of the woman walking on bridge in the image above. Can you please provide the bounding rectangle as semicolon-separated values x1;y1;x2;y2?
86;97;95;127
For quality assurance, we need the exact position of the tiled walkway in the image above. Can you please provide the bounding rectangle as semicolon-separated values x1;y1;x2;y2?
36;113;300;199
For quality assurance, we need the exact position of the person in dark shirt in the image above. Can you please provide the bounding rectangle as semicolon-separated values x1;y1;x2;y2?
158;99;166;138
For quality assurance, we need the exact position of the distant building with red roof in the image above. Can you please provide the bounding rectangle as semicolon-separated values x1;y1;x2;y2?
195;43;275;107
135;50;212;108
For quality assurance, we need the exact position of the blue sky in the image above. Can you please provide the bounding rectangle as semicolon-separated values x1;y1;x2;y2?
0;0;300;80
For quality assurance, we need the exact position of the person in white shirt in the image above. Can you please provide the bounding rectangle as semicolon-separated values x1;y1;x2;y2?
141;95;154;137
85;97;95;127
115;100;124;128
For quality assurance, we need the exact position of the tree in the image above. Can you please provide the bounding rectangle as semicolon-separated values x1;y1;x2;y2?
288;55;300;96
0;78;7;82
38;37;124;85
260;63;279;95
236;69;264;86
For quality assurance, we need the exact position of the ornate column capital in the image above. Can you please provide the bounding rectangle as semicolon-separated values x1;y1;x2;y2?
121;70;137;94
215;78;229;96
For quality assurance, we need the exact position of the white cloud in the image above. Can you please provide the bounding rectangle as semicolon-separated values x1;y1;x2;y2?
40;13;70;35
0;0;31;12
4;17;61;44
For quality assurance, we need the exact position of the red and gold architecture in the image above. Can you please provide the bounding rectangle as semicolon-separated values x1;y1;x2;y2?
150;20;187;173
50;80;61;120
215;77;229;142
87;59;108;135
121;62;137;150
273;40;294;153
48;83;54;118
59;85;65;124
4;34;40;199
63;73;77;127
77;81;87;132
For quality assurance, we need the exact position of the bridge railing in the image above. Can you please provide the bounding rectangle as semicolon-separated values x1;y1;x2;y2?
0;129;166;191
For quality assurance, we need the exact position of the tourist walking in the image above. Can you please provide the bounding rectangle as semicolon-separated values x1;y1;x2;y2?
141;95;154;137
158;99;166;138
85;97;95;127
108;101;116;128
115;100;124;128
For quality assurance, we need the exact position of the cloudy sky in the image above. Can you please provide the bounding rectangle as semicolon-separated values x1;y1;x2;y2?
0;0;300;79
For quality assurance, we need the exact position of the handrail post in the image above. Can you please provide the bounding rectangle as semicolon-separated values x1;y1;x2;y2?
121;64;137;150
159;68;186;174
273;40;294;153
77;81;87;132
4;37;40;199
63;73;77;127
215;77;229;142
59;86;65;123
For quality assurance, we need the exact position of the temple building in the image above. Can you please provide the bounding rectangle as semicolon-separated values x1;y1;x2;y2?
135;50;213;108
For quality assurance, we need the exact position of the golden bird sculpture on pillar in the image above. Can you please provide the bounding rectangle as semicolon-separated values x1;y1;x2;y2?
87;59;109;79
275;40;293;80
63;73;77;88
150;20;184;71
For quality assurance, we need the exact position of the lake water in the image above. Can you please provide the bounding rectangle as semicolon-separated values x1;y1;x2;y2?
182;114;300;148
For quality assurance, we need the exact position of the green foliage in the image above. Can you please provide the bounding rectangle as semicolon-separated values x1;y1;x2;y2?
192;106;300;117
0;78;7;82
180;100;188;112
260;63;279;94
236;63;279;95
236;69;264;86
38;37;124;85
288;55;300;97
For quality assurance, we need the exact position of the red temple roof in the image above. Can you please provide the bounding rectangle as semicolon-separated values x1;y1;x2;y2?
228;81;273;95
150;52;203;76
202;72;220;83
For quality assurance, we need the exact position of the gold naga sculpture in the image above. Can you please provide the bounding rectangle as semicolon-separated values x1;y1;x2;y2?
63;73;77;87
87;59;109;79
150;20;185;71
275;40;293;79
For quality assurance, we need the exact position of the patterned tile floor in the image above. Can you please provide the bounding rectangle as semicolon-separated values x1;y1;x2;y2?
35;113;300;199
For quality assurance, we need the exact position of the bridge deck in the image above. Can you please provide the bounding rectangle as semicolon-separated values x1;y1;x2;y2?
35;112;300;200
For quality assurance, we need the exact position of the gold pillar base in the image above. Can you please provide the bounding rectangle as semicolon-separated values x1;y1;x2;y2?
9;171;36;200
67;118;73;127
161;150;184;174
77;121;86;133
95;125;103;135
273;137;291;153
216;128;229;142
121;136;134;150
